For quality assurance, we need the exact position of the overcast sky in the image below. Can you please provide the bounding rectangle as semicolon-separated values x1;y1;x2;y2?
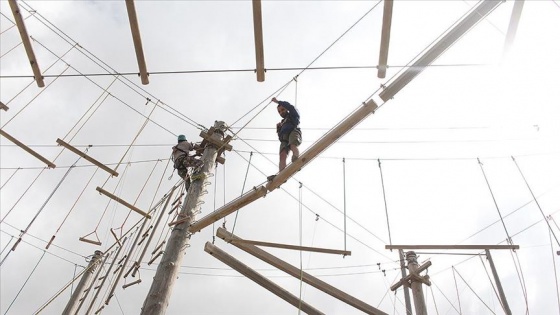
1;1;560;314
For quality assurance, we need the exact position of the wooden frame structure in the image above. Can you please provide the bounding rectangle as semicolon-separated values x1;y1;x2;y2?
96;186;151;218
217;228;387;315
8;0;44;87
56;138;118;177
385;245;519;250
252;0;265;82
125;0;149;85
377;0;393;79
205;242;324;315
0;129;55;168
226;238;351;256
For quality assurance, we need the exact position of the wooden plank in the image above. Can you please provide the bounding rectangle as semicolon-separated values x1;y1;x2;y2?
503;0;524;56
125;0;149;85
0;129;55;168
8;0;44;87
199;130;233;151
267;100;378;191
56;138;118;177
188;186;267;233
252;0;265;82
204;242;324;315
227;238;351;256
379;0;503;102
377;0;393;79
385;245;519;250
217;228;387;315
96;186;151;219
0;101;8;111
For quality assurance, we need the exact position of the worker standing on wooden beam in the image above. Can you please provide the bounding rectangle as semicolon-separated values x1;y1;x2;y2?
172;134;202;189
268;97;302;181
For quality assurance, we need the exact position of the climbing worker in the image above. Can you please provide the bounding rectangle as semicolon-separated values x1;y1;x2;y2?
268;97;301;181
172;135;202;189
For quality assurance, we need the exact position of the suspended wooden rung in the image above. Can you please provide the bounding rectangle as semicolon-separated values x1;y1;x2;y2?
113;264;122;274
148;250;163;265
137;235;147;246
172;193;184;206
122;279;142;289
169;202;181;214
79;237;101;246
98;276;106;281
94;305;104;314
117;255;127;265
226;238;351;256
0;129;55;168
168;216;189;227
124;263;137;278
131;264;140;277
83;288;90;293
142;225;153;237
125;0;149;85
94;285;101;290
96;186;151;219
56;138;118;177
151;241;165;255
45;235;55;249
110;228;121;246
0;101;8;111
251;0;265;82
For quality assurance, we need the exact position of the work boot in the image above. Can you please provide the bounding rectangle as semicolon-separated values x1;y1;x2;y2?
291;155;299;163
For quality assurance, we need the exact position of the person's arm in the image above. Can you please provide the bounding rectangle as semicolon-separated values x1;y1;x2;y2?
278;101;299;122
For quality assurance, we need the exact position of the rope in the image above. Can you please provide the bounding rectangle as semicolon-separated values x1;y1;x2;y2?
222;160;227;227
453;266;496;314
342;158;347;252
298;182;304;315
70;264;78;296
212;164;218;244
4;251;46;315
231;151;253;235
550;229;560;314
0;167;20;190
477;158;513;244
378;159;393;249
0;235;14;257
0;41;23;59
511;156;560;246
509;249;530;314
478;255;503;312
451;266;462;314
429;285;440;315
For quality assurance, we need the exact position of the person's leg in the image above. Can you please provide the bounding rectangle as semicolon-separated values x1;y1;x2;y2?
290;144;299;162
279;150;288;171
288;129;302;162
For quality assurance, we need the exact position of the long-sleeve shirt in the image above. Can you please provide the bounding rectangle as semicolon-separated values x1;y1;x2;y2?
277;101;300;137
172;141;193;161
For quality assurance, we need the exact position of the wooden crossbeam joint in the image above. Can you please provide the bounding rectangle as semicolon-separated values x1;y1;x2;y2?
390;261;431;291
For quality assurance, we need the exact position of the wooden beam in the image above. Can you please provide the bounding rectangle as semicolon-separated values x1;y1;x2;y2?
125;0;149;85
252;0;265;82
96;186;151;219
379;0;503;102
0;129;55;168
227;238;351;256
200;130;233;151
56;138;118;177
0;102;8;111
188;186;267;233
385;245;519;250
204;242;324;315
217;228;387;315
377;0;393;79
390;260;431;291
267;100;378;191
8;0;44;88
503;0;524;57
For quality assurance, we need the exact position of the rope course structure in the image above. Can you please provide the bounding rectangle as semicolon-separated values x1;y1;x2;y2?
1;1;560;315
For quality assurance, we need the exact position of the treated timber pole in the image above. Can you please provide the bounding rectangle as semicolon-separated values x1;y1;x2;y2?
485;249;512;315
62;250;103;315
252;0;265;82
399;249;413;315
141;121;226;315
125;0;149;85
406;251;427;315
205;242;324;315
377;0;393;79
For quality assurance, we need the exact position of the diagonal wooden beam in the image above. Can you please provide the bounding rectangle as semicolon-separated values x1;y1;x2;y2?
0;129;55;168
56;138;118;177
8;0;44;88
125;0;149;85
96;186;151;219
226;238;351;256
377;0;393;79
252;0;265;82
217;228;388;315
205;242;324;315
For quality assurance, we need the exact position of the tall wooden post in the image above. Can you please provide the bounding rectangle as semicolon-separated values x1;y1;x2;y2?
406;251;428;315
485;249;512;315
62;250;103;315
141;121;226;315
399;250;413;315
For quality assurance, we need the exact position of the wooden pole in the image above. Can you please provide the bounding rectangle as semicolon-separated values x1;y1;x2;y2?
140;121;226;315
399;249;413;315
0;129;55;168
485;249;512;315
377;0;393;79
8;0;45;87
217;227;387;315
205;242;324;315
125;0;149;85
74;252;112;315
405;251;427;315
252;0;265;82
62;250;103;315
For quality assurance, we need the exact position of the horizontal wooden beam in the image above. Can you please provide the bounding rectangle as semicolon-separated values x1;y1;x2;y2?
125;0;149;85
96;186;151;219
385;245;520;250
8;0;44;88
267;100;378;191
227;238;351;256
0;129;55;168
204;242;324;315
252;0;265;82
188;186;267;233
217;228;387;315
0;101;8;111
56;138;118;177
200;130;233;151
377;0;393;79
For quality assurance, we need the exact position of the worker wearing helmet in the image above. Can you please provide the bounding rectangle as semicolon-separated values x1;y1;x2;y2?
172;134;202;189
272;97;301;172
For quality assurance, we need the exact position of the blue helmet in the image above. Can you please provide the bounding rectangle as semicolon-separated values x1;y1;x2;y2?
178;134;187;142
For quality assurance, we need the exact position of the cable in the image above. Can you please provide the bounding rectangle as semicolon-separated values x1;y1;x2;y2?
4;251;46;315
378;159;393;248
231;151;253;235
